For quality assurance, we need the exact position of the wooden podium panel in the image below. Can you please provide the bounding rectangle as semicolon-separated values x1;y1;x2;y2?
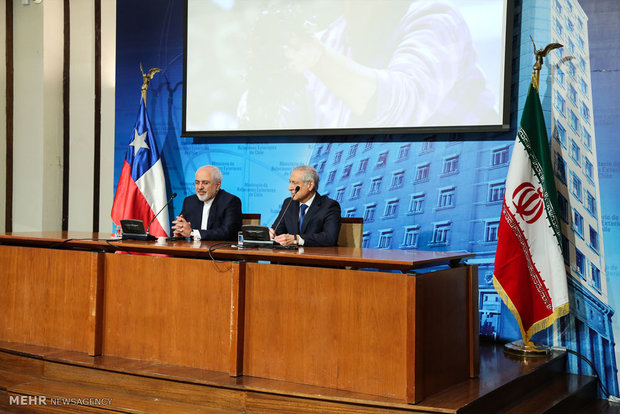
243;263;408;399
0;245;102;354
242;262;475;402
102;253;238;372
0;233;477;404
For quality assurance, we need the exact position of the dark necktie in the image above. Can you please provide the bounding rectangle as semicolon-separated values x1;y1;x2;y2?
299;204;308;233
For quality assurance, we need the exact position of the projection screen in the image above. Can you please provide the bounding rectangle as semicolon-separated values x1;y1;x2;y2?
184;0;512;136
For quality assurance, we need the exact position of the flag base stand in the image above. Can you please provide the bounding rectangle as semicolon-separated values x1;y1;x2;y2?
504;340;550;357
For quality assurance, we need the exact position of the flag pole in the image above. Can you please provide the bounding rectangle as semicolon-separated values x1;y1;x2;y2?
496;37;567;358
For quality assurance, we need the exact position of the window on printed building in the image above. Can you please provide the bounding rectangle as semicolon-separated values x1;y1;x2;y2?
402;226;420;248
554;122;566;147
554;91;565;115
556;66;565;85
568;85;577;103
318;160;326;173
554;17;563;35
378;229;393;249
586;192;597;218
575;248;585;277
409;193;424;214
342;163;352;179
558;193;569;222
376;151;389;168
554;0;562;13
491;146;509;166
570;139;580;164
488;182;505;203
485;221;500;242
579;57;586;73
421;139;434;153
567;17;574;33
431;222;451;245
384;199;399;218
335;187;345;202
581;102;590;124
398;144;411;160
327;170;336;184
582;127;592;150
391;171;405;189
579;78;587;95
568;61;576;78
324;143;332;153
584;158;593;181
589;225;599;252
443;155;459;174
363;204;376;222
362;231;371;248
570;110;579;132
345;207;357;218
358;158;369;173
570;172;582;200
416;163;430;181
348;144;358;159
591;264;601;291
350;183;362;199
369;177;382;194
364;142;373;151
555;153;567;184
578;36;585;50
437;187;455;208
333;150;343;164
573;209;584;237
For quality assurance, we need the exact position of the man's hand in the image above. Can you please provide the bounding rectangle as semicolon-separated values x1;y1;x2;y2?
172;215;192;238
274;233;297;246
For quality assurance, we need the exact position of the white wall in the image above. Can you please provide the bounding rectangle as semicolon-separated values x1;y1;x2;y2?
6;0;116;233
68;0;95;231
0;2;6;233
100;0;116;235
13;0;63;231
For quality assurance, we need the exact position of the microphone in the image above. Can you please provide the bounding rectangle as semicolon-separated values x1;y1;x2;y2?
145;192;177;240
272;186;300;236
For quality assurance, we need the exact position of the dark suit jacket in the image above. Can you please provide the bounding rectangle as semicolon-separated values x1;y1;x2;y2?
272;192;341;247
179;189;242;241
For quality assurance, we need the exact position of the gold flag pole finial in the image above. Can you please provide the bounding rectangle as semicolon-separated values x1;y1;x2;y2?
530;36;563;89
140;62;162;107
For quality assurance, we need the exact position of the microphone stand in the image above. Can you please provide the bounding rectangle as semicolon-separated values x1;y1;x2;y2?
145;192;177;240
272;186;300;235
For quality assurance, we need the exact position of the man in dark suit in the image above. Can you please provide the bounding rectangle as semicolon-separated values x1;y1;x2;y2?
270;165;341;247
172;165;242;240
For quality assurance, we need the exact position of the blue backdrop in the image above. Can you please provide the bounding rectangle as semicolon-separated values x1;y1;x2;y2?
114;0;620;395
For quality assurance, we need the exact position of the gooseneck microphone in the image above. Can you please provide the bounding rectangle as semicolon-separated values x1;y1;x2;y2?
146;192;177;240
272;186;300;235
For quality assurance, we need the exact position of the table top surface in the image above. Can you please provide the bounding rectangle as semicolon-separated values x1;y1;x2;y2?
0;231;475;272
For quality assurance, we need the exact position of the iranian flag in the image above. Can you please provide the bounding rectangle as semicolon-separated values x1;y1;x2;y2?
493;75;569;344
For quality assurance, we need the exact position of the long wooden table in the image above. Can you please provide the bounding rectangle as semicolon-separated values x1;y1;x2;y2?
0;232;478;403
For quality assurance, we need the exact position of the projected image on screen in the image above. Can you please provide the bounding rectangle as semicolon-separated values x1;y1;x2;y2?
185;0;509;136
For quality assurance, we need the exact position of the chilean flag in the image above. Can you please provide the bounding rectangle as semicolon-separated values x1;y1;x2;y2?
111;98;170;237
